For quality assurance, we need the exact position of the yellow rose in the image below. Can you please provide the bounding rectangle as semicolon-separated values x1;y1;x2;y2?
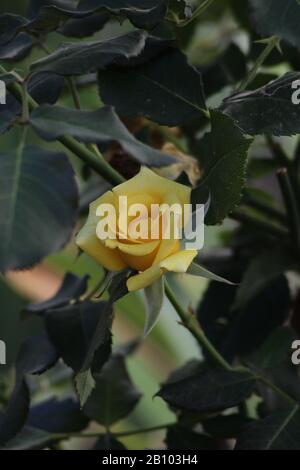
76;167;197;291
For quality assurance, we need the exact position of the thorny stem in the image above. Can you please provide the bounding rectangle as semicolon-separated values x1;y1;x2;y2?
245;194;287;225
67;76;103;158
231;209;289;241
258;376;296;406
37;41;51;55
268;136;300;216
165;281;233;371
67;76;82;110
238;36;280;92
267;136;290;167
166;0;214;28
165;281;298;408
53;422;175;442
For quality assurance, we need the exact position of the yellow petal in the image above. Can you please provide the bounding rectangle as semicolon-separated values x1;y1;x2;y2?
153;238;180;264
119;247;159;272
127;249;197;292
116;193;158;212
113;167;191;207
105;239;160;256
160;249;197;273
153;205;181;264
127;264;163;292
76;191;127;271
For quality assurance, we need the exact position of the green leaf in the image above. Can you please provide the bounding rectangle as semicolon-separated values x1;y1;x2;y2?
98;49;207;126
9;1;167;38
1;74;64;137
222;72;300;136
75;369;96;408
0;8;107;40
235;405;300;450
144;277;164;336
0;34;32;61
22;5;105;37
233;248;294;310
0;16;32;61
197;273;291;362
250;0;300;47
28;397;89;434
186;262;236;285
30;105;174;167
30;30;171;76
0;145;78;272
84;353;141;426
46;301;112;374
157;368;256;412
80;0;167;29
0;109;16;135
27;73;65;106
0;14;27;45
0;333;58;446
59;12;109;38
24;273;89;316
2;427;55;450
81;271;129;373
192;110;253;225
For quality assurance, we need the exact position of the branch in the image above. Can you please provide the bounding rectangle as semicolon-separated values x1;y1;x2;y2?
165;281;233;371
0;64;124;186
231;209;289;241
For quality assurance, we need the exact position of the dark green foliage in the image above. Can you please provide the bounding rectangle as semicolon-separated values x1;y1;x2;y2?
192;110;253;224
46;301;113;374
157;368;256;412
235;405;300;450
197;266;291;362
250;0;300;47
84;351;141;426
98;49;206;126
0;333;58;445
222;73;300;136
30;31;172;76
0;146;78;271
24;273;89;316
30;105;174;166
